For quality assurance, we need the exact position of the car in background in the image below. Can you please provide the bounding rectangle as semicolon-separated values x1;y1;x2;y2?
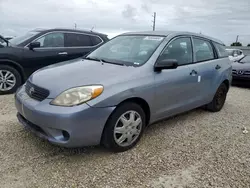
15;31;232;152
226;48;244;62
232;55;250;83
0;28;109;94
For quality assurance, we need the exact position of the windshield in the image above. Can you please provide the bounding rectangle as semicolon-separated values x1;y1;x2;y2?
9;31;40;45
239;56;250;63
87;35;165;66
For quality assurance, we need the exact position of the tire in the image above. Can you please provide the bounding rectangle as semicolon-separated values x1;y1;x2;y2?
205;83;228;112
0;65;22;95
102;102;146;152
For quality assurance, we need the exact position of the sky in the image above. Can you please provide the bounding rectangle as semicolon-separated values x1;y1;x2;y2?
0;0;250;45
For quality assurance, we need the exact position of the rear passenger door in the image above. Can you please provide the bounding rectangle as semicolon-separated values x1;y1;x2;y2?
191;37;220;103
64;32;103;60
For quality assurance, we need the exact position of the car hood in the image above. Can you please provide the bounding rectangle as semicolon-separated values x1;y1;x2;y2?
232;62;250;70
29;58;140;98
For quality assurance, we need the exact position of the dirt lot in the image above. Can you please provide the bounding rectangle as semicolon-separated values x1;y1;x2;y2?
0;86;250;188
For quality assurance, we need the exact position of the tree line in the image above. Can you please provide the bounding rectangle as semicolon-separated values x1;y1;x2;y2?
231;42;250;47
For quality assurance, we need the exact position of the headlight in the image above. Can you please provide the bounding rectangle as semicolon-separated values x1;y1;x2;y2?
50;85;103;107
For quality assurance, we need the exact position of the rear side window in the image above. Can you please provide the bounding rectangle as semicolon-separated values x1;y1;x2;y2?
65;33;93;47
213;42;228;58
193;38;214;62
91;36;102;45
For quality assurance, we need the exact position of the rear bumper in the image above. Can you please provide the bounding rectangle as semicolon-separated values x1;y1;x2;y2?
15;85;115;148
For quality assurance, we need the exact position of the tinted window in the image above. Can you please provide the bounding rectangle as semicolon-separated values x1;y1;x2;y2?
35;32;64;48
160;37;192;65
65;33;92;47
213;42;228;58
87;35;164;66
91;36;102;45
193;38;214;62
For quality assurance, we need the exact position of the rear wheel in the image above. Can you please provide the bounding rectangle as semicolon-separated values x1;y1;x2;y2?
0;65;22;95
205;83;228;112
102;102;146;152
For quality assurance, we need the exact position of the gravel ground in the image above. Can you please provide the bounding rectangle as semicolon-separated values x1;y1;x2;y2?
0;86;250;188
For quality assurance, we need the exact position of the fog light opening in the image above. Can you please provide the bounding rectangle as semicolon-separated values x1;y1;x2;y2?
62;130;70;141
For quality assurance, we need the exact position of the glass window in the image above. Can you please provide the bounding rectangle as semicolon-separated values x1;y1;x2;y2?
91;36;102;45
237;50;243;55
239;56;250;63
213;42;228;58
35;32;64;48
65;33;92;47
9;31;40;45
159;37;192;65
87;35;164;67
193;38;214;62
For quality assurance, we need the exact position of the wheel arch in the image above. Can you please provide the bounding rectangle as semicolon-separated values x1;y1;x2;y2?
222;79;230;92
117;97;151;126
0;59;26;83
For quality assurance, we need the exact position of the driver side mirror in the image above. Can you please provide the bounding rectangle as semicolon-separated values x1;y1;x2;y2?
29;42;40;50
154;59;178;72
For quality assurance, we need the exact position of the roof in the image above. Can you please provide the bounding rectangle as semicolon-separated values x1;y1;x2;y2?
120;30;224;45
30;28;107;36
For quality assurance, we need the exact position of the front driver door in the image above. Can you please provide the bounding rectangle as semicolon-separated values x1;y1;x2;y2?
153;37;201;121
21;32;69;77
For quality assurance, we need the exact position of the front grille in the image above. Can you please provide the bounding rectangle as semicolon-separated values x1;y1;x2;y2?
232;69;250;75
25;81;49;101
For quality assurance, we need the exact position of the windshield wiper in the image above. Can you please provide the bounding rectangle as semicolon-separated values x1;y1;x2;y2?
100;59;125;66
84;57;124;66
83;57;102;62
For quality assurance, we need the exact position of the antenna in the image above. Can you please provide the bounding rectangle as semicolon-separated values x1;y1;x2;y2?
152;12;156;31
90;25;95;32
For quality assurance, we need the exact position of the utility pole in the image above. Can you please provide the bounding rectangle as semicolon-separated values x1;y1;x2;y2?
236;35;239;43
152;12;156;31
74;23;77;29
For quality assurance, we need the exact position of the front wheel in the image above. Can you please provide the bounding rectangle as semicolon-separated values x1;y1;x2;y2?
205;83;228;112
0;65;22;95
102;102;146;152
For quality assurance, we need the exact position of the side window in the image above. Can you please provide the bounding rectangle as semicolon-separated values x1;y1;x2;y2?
213;42;228;58
65;33;93;47
193;38;214;62
91;36;102;46
35;33;64;48
160;37;192;65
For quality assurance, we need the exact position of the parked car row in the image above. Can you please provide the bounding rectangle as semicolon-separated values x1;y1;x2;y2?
15;30;232;152
0;28;109;94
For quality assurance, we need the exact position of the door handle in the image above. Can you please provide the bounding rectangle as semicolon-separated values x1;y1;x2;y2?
58;52;68;55
190;70;198;76
215;65;221;70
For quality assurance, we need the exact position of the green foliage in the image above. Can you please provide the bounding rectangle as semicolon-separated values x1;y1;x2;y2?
231;42;242;46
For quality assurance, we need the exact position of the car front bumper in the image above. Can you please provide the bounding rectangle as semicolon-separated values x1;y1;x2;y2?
232;75;250;81
15;85;115;148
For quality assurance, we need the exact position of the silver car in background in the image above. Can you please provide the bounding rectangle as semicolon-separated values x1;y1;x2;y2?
226;48;244;62
15;31;232;152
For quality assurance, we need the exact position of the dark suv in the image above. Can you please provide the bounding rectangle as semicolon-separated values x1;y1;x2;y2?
0;28;109;94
